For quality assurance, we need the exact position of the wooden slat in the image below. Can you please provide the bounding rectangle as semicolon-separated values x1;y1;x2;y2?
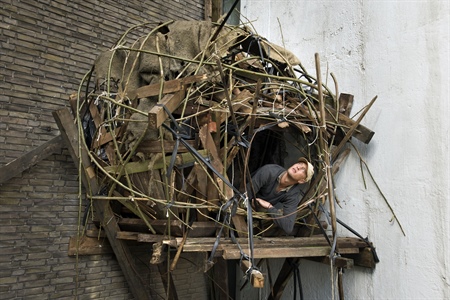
148;90;186;130
0;135;62;184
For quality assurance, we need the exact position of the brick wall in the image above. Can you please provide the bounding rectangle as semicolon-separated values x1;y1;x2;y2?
0;0;209;299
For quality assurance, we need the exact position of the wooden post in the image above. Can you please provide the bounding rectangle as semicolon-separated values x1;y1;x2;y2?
52;108;151;300
315;52;337;242
157;263;179;300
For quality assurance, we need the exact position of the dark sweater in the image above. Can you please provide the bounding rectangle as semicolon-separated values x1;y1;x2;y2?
247;164;305;234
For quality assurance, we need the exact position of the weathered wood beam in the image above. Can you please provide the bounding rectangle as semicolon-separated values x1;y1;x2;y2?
110;220;217;238
146;75;208;130
222;246;358;260
0;135;62;184
148;90;185;130
267;258;298;300
103;149;208;175
53;108;151;300
326;106;375;144
157;262;178;300
175;236;367;260
348;247;377;269
338;93;354;117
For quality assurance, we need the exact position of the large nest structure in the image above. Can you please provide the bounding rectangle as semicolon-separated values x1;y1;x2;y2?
71;19;379;276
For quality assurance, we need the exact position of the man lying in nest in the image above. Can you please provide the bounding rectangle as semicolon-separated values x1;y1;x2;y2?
246;157;314;235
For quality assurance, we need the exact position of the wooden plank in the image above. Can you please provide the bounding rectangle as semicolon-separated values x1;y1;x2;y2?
338;93;354;117
117;232;178;245
179;236;364;260
53;108;151;300
115;231;140;241
130;78;182;100
0;135;62;184
114;218;183;236
222;246;335;260
128;74;207;100
268;258;296;300
349;247;377;268
148;90;186;130
326;106;375;144
331;96;377;159
193;164;211;222
178;236;368;249
103;149;208;175
112;220;217;238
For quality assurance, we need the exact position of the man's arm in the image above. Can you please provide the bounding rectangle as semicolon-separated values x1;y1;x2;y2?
267;198;298;234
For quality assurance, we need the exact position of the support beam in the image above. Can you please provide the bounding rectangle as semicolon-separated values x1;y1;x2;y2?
157;263;178;300
0;135;62;184
53;108;151;300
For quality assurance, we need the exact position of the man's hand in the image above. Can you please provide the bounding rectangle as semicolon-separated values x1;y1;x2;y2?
254;198;273;209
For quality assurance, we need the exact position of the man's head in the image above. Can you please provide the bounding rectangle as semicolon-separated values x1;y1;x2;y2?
287;157;314;184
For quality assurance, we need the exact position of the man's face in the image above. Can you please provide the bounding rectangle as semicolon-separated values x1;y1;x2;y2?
287;162;308;183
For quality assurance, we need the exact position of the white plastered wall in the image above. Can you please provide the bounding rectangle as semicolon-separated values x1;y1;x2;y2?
239;1;449;299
